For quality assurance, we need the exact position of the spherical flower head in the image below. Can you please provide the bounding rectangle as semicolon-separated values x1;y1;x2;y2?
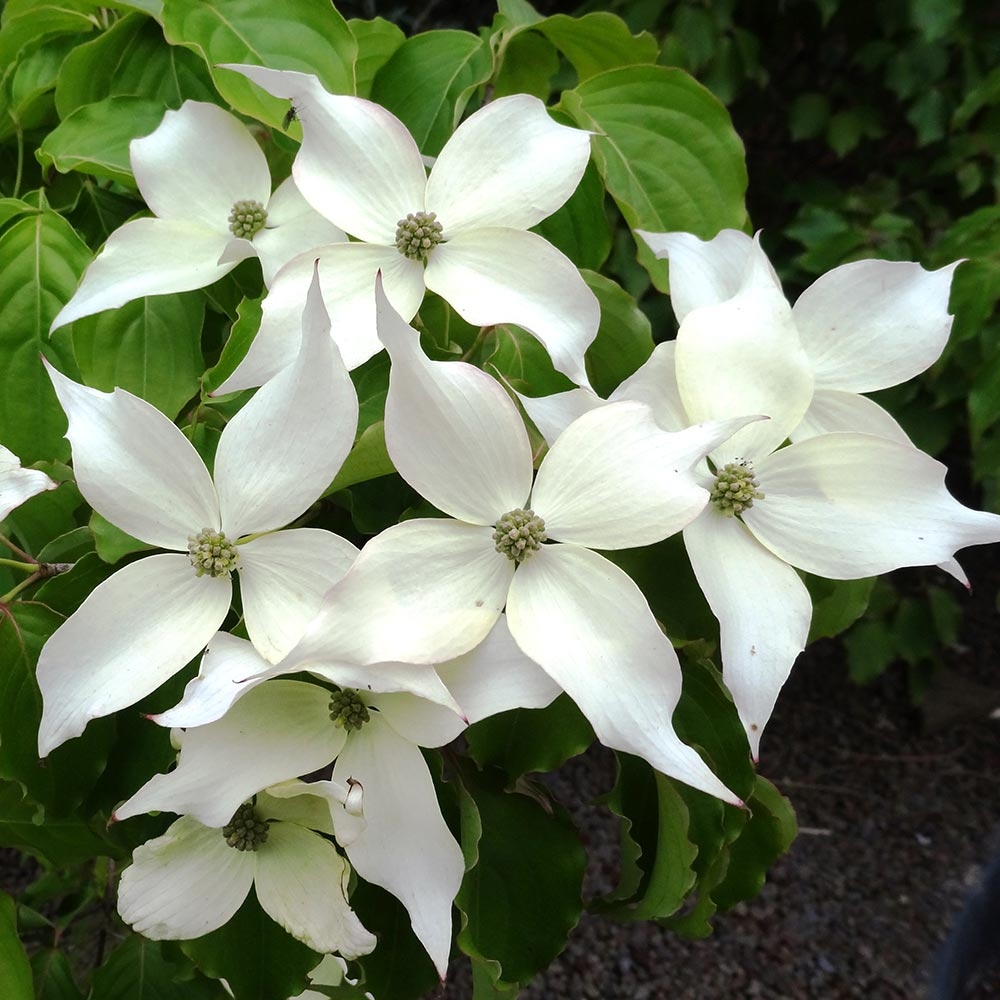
710;459;764;516
329;688;370;732
187;528;240;578
228;199;268;239
223;801;270;851
394;210;444;262
493;508;547;563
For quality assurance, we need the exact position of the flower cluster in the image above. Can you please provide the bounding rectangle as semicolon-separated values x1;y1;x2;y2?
35;66;1000;984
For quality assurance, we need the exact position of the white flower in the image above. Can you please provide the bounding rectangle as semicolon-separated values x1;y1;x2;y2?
50;101;345;331
263;285;760;805
519;241;1000;757
212;66;599;389
638;227;961;445
117;784;376;958
36;268;359;755
115;616;558;978
0;445;57;521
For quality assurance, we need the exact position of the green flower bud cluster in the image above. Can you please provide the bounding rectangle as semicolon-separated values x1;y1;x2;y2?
329;688;370;732
228;199;267;238
493;508;547;563
394;210;444;261
710;460;764;516
223;802;269;852
187;528;240;578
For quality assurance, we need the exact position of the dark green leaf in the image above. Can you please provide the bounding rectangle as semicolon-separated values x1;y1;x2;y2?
370;31;493;157
533;159;611;273
0;891;33;1000
34;551;115;617
805;574;875;642
536;12;659;81
94;934;229;1000
30;947;85;1000
581;269;653;395
492;31;558;101
349;17;405;100
203;296;260;395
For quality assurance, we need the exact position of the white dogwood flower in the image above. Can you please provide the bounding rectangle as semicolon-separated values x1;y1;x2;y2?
263;284;760;805
117;784;375;958
50;101;344;331
0;445;57;521
36;269;358;754
213;65;599;388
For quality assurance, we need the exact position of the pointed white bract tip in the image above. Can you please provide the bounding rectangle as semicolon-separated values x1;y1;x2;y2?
345;778;364;817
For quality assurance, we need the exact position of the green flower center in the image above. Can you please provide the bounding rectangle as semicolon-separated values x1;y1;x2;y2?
329;688;370;732
394;211;444;262
187;528;240;578
710;459;764;516
223;802;269;852
228;199;267;239
493;508;547;563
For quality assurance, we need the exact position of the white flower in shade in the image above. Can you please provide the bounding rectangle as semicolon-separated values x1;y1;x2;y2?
519;240;1000;757
211;65;599;390
0;445;57;521
637;227;961;446
115;616;559;978
50;101;345;331
36;268;359;755
260;283;763;806
117;784;376;958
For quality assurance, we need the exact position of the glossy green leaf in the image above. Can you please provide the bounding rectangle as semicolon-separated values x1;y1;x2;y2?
72;290;204;418
456;765;584;986
0;1;97;82
481;323;575;397
560;65;748;292
595;753;697;920
94;934;228;1000
54;12;216;119
161;0;357;128
533;158;611;273
182;892;318;1000
492;30;558;100
90;511;155;563
581;269;654;395
349;17;405;100
2;36;76;141
465;694;594;782
204;296;260;394
31;948;85;1000
0;891;32;1000
37;96;166;186
0;209;88;463
0;604;115;817
370;30;493;156
535;12;659;81
0;782;116;866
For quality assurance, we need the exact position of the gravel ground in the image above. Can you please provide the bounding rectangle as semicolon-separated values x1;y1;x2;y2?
441;557;1000;999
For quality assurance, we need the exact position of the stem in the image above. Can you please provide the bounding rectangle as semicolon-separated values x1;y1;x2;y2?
13;128;23;199
459;325;494;363
0;557;38;574
0;572;41;604
0;534;33;563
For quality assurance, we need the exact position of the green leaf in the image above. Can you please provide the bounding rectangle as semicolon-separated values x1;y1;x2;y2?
182;892;319;1000
805;574;875;642
203;295;261;394
533;158;611;273
30;948;84;1000
349;17;405;100
465;694;594;781
0;209;89;463
161;0;357;128
0;891;32;1000
456;765;585;986
0;604;115;817
34;551;115;617
94;934;229;1000
595;753;697;920
54;12;216;119
370;30;493;157
535;12;659;81
788;92;830;141
481;323;575;397
712;775;796;910
581;269;653;395
72;290;204;418
3;35;76;140
90;511;153;563
0;1;97;83
843;618;898;684
0;782;116;866
561;65;747;293
37;96;167;186
328;421;394;492
491;30;558;100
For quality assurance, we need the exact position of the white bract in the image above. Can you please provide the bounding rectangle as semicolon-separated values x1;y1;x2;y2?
264;284;763;805
213;65;599;388
117;784;376;958
50;101;345;331
639;228;961;445
0;445;57;521
523;235;1000;756
36;269;358;755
